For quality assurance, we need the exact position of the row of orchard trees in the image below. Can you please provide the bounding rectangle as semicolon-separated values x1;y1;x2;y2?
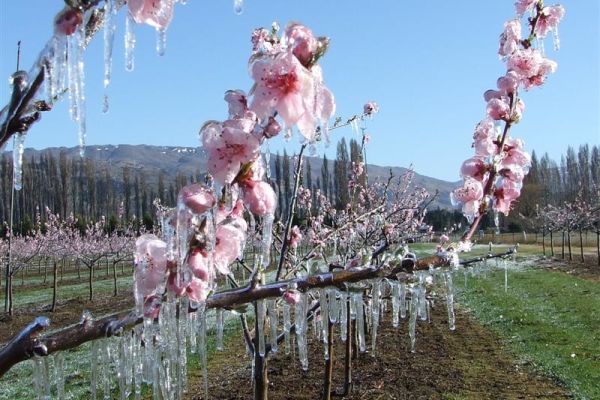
0;137;362;237
1;209;136;315
537;190;600;264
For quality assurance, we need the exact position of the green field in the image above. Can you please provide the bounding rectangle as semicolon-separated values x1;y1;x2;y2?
456;262;600;400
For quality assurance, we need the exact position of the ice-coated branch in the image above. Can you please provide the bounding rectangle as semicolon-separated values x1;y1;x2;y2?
0;246;517;378
0;0;124;149
275;143;307;281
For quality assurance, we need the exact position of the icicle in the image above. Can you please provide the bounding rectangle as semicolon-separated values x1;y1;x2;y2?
261;214;274;268
268;299;278;353
53;352;65;399
444;271;456;331
391;281;400;327
295;292;309;371
408;288;419;352
328;289;338;323
256;300;266;357
189;311;197;353
156;28;167;56
264;144;271;180
399;282;407;319
124;13;136;72
319;289;329;359
116;335;129;400
283;302;291;355
132;329;143;400
66;24;87;157
91;340;99;400
340;292;348;341
12;132;26;190
417;287;427;322
354;293;366;352
100;339;112;400
103;0;116;113
504;259;508;293
177;300;188;398
233;0;243;15
216;308;224;351
32;356;51;400
197;303;208;398
552;26;560;51
371;280;381;354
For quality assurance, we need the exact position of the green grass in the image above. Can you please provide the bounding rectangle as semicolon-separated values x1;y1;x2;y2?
1;274;134;309
456;263;600;400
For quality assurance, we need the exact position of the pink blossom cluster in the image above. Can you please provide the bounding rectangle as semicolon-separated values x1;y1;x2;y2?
128;0;175;30
249;23;335;142
452;2;563;225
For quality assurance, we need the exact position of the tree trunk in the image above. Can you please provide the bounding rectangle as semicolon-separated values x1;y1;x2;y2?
597;231;599;267
579;230;585;263
51;260;58;312
77;259;81;279
561;231;565;259
568;230;573;261
112;261;118;296
253;302;268;400
321;319;334;400
542;229;546;256
43;260;48;284
88;264;94;302
7;273;13;316
550;231;554;257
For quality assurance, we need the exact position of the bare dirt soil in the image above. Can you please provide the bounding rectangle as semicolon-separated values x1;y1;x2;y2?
186;305;571;400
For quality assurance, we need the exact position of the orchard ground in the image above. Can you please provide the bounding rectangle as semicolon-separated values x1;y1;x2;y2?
1;243;599;399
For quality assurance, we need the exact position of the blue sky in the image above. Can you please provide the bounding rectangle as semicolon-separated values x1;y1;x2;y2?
0;0;598;181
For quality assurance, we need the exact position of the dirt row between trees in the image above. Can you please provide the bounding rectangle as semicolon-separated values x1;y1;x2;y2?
186;304;570;400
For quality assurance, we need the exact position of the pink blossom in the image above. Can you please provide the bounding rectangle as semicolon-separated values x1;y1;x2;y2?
250;52;334;142
507;48;557;90
483;90;503;102
512;98;525;121
128;0;174;30
497;71;520;94
535;5;565;38
242;180;277;216
179;184;215;214
134;234;168;300
499;165;526;183
451;178;484;204
282;23;319;68
289;225;302;249
201;115;260;184
263;116;282;138
494;179;521;215
473;118;497;157
364;102;379;116
439;234;449;244
283;289;301;305
252;28;278;54
498;19;522;57
501;138;531;172
188;248;211;281
214;223;246;274
54;8;83;36
486;98;511;121
186;277;211;303
224;90;248;118
515;0;538;16
460;157;488;181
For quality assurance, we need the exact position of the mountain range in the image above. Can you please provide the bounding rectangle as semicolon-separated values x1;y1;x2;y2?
17;144;459;210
